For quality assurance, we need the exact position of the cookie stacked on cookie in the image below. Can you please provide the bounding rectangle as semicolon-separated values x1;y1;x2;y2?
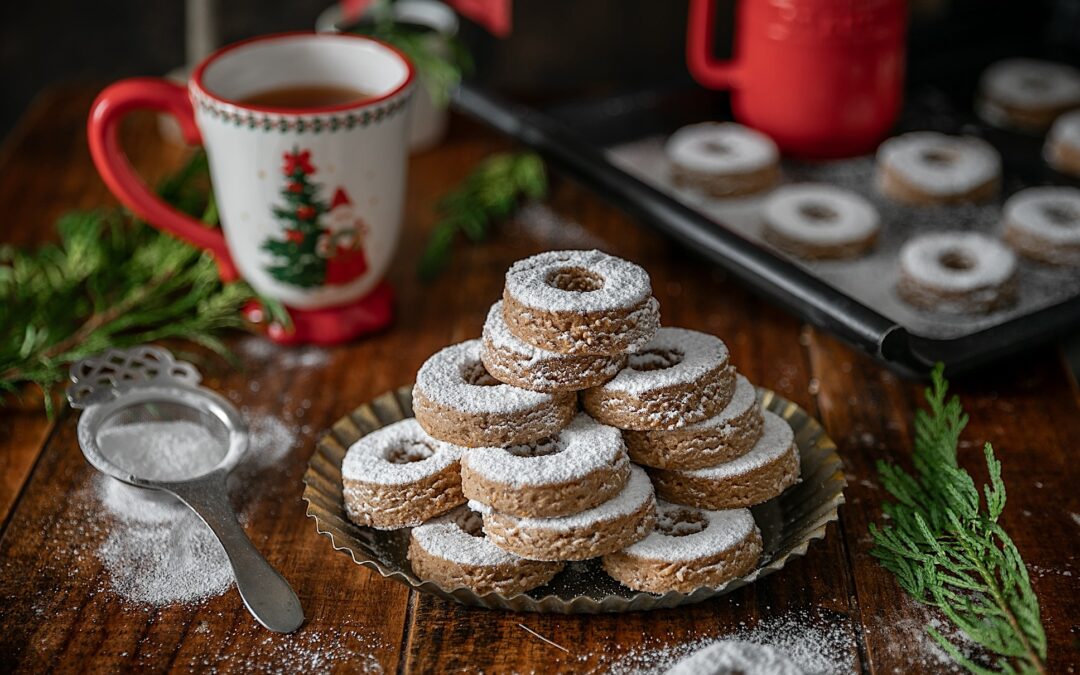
341;249;802;597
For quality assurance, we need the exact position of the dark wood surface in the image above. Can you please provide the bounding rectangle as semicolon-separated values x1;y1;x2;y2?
0;88;1077;673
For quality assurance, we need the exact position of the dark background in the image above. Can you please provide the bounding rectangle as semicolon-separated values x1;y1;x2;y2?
2;0;1078;139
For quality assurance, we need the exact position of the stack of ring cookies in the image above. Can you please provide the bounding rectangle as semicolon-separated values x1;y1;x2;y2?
341;249;804;599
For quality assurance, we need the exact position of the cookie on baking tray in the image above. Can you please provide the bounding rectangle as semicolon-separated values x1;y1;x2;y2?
876;131;1001;205
408;506;564;596
1046;110;1080;178
896;231;1018;314
1002;187;1080;267
977;58;1080;131
761;183;880;260
666;122;781;199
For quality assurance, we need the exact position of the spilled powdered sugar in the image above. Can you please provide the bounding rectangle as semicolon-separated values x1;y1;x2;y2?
469;465;654;532
93;413;299;606
511;202;607;249
463;413;626;487
621;501;756;563
683;412;793;479
602;328;730;396
342;418;462;486
665;640;804;675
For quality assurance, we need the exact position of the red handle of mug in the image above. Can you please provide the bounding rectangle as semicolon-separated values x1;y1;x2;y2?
686;0;743;90
87;78;238;281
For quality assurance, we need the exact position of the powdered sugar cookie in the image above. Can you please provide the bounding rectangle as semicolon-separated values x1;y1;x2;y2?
581;328;736;431
471;465;657;561
666;122;781;198
480;301;625;392
665;641;805;675
602;501;762;594
502;250;660;356
342;418;465;530
1002;187;1080;266
461;413;631;518
408;507;564;596
1045;109;1080;178
413;340;576;448
650;411;799;510
977;58;1080;131
761;184;880;260
624;374;763;471
876;132;1001;205
897;232;1018;313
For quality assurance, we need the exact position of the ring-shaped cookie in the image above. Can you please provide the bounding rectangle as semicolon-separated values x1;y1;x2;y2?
876;131;1001;205
650;411;800;510
977;58;1080;131
1003;186;1080;266
461;413;631;518
413;339;576;448
624;374;763;471
502;249;660;356
581;328;736;431
897;231;1018;314
470;465;657;561
408;506;564;596
342;418;465;529
480;301;625;392
601;500;762;594
666;122;781;198
762;184;880;260
1046;110;1080;178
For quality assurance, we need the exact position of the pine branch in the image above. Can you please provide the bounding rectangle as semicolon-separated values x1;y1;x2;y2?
0;151;261;415
869;364;1047;674
418;152;547;280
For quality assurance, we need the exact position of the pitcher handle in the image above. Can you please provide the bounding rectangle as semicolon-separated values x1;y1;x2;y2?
686;0;743;90
87;77;237;281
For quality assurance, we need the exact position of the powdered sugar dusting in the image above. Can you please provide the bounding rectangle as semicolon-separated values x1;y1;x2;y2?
462;413;626;487
504;249;652;314
683;412;794;479
601;328;730;396
900;231;1016;291
415;339;557;414
679;375;757;432
471;465;654;532
666;122;778;175
878;132;1001;195
621;501;757;563
979;58;1080;109
1004;186;1080;245
342;418;462;486
763;184;880;245
411;506;523;566
1048;109;1080;150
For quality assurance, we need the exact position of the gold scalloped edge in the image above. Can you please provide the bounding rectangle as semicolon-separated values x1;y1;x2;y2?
303;385;846;613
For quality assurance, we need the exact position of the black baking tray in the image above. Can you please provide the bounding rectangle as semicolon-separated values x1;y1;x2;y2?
451;82;1080;376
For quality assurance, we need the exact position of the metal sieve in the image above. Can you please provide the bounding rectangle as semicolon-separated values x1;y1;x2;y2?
67;345;304;633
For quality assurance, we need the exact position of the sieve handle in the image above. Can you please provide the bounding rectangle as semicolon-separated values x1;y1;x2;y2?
170;475;304;633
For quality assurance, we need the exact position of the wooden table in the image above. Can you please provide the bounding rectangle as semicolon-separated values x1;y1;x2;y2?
0;88;1077;674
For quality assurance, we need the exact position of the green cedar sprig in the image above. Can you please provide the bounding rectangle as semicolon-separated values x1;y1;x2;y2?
349;1;474;107
870;364;1047;674
0;151;280;415
418;152;547;281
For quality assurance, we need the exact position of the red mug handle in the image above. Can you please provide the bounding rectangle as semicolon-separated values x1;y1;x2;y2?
686;0;743;90
87;78;237;281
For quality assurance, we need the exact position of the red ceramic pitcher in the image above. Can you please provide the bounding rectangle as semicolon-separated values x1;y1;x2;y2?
687;0;907;158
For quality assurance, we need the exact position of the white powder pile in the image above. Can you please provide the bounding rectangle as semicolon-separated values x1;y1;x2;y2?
602;610;857;674
94;413;298;606
192;628;386;674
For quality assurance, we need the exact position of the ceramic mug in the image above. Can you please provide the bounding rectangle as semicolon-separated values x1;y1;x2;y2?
88;32;415;340
686;0;907;158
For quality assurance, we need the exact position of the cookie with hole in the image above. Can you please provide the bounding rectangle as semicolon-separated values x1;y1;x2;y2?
649;411;800;510
665;122;781;199
480;301;626;393
408;506;564;596
623;374;763;471
761;183;880;260
1046;110;1080;178
896;231;1018;314
876;131;1001;205
501;249;660;356
342;418;466;530
977;58;1080;132
461;413;631;518
1002;186;1080;266
581;327;736;431
471;465;657;562
413;339;577;448
601;500;762;594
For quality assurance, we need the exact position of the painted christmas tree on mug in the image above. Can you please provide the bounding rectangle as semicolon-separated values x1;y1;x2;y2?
262;147;369;289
